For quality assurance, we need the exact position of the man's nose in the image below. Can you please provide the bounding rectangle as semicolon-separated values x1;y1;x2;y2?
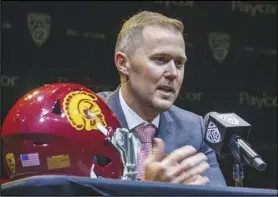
164;60;178;80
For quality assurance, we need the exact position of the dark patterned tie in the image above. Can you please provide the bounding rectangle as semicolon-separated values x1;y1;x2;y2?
133;123;157;180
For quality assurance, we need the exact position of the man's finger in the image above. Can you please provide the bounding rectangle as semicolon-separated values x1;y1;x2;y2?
145;138;165;163
181;174;200;184
143;162;164;181
164;152;208;180
179;152;208;172
181;160;210;181
143;138;166;181
187;176;210;185
170;158;209;184
161;145;197;166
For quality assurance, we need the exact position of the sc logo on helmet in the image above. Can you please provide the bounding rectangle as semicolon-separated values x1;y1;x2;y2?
63;91;107;131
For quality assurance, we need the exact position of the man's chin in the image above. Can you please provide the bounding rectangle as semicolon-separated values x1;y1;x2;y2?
153;99;174;111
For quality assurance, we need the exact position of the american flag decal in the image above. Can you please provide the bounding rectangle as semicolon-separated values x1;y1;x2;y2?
20;153;40;167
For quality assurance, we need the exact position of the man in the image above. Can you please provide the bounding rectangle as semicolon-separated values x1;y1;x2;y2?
97;11;226;186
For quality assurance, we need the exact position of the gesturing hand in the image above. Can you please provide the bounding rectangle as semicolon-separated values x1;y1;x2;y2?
142;138;210;185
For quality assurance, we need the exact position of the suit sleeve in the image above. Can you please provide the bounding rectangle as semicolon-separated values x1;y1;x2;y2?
198;116;227;187
96;91;112;103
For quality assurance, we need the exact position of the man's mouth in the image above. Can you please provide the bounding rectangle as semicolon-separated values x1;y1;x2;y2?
157;86;175;93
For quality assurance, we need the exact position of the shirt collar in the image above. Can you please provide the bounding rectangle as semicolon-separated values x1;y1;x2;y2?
119;87;160;130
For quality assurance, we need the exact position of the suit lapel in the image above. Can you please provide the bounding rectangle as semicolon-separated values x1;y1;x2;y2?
157;111;176;154
106;86;129;129
157;112;173;137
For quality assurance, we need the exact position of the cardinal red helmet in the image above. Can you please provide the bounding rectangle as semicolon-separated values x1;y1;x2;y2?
1;83;123;181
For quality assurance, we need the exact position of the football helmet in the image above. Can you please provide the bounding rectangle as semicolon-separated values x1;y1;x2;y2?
1;83;123;181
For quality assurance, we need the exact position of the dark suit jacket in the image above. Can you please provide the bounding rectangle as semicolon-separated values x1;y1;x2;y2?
97;87;227;186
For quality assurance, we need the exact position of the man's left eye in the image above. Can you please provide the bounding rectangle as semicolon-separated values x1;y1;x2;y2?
154;57;168;64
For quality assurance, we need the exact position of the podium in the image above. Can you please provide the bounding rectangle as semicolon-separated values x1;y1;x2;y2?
1;175;277;196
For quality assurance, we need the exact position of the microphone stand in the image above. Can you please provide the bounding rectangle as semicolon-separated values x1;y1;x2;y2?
233;159;244;187
229;137;244;187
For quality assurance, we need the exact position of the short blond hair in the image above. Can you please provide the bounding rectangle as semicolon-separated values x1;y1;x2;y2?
115;11;184;56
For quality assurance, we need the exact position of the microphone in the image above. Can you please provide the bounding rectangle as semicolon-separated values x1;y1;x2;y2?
203;112;267;172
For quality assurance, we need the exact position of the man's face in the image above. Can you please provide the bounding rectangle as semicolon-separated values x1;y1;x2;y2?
126;26;186;112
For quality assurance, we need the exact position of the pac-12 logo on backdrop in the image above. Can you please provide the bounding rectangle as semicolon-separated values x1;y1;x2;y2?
63;91;107;131
27;12;51;47
208;32;230;64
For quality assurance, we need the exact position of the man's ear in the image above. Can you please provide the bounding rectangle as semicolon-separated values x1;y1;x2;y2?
114;52;129;76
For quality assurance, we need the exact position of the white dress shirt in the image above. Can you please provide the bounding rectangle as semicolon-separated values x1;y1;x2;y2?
119;87;160;130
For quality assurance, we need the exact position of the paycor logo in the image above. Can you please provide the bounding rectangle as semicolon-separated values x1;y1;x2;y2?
154;1;194;7
178;92;204;102
1;75;20;87
232;1;277;16
240;92;277;109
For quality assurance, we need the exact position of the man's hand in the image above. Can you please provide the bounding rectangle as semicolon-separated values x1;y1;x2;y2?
142;138;210;185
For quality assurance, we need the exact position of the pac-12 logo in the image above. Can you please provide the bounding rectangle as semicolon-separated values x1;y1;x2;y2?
206;121;222;144
208;32;230;64
63;91;107;131
27;12;51;47
217;114;239;125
